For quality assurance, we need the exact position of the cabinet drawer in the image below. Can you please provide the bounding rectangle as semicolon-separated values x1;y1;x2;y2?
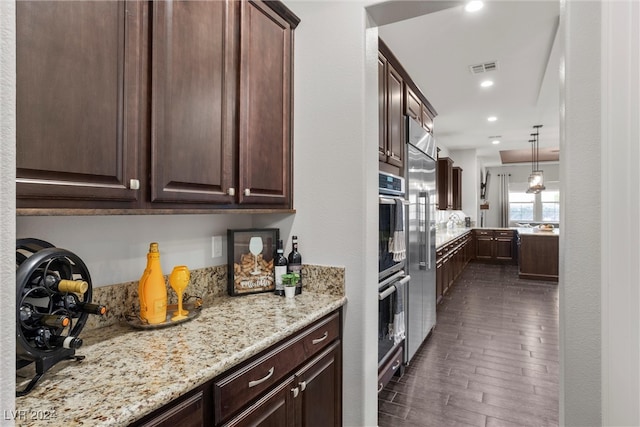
214;312;340;422
496;230;514;238
378;345;403;393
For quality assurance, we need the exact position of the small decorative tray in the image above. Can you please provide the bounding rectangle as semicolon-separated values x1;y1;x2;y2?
125;296;203;330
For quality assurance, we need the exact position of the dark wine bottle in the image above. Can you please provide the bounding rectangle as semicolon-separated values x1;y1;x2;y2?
19;305;70;328
40;314;71;328
60;293;107;316
274;240;288;296
287;235;302;295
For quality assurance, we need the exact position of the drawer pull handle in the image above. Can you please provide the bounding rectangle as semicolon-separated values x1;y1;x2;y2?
312;331;329;344
248;367;274;388
392;360;400;371
299;381;307;392
292;386;299;398
378;383;384;393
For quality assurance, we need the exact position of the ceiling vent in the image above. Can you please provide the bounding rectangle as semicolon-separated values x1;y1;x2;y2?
469;61;498;74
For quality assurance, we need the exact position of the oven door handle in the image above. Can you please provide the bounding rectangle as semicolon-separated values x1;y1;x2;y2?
378;275;410;300
378;285;396;301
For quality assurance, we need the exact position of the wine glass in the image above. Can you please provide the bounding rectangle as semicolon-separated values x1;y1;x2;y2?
248;237;263;275
169;266;190;321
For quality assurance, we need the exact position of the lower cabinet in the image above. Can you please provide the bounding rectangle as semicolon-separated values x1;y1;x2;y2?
474;229;517;263
436;231;473;302
130;310;342;427
377;344;403;393
518;233;559;281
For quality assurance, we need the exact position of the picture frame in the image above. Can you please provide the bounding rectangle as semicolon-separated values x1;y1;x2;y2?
227;228;279;296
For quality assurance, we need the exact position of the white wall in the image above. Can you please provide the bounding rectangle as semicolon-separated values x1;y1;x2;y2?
600;1;640;425
560;0;601;424
0;0;16;424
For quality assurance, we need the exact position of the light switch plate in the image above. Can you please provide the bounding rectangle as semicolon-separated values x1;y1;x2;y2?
212;235;223;258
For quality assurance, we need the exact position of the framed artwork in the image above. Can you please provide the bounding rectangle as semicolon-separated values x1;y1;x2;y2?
227;228;279;296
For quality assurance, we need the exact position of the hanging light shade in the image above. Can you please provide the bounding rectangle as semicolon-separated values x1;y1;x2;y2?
526;125;545;193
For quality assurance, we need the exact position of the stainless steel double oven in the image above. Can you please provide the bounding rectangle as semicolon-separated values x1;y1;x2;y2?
378;171;410;389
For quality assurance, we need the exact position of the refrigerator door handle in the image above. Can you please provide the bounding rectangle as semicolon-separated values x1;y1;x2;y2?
419;191;428;270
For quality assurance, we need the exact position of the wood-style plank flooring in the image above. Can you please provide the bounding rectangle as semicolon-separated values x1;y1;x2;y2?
378;262;559;427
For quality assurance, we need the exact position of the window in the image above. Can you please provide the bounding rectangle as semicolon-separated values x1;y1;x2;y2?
541;190;560;222
509;191;534;221
508;181;560;224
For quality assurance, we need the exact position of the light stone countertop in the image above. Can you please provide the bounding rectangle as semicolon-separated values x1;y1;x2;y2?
15;292;346;427
435;228;473;249
436;226;560;249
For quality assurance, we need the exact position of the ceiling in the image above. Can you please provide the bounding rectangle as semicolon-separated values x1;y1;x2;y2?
376;0;561;167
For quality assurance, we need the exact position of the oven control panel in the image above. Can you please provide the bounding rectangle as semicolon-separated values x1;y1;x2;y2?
379;172;405;196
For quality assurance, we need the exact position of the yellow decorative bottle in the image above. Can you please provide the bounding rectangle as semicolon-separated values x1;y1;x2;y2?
138;242;167;324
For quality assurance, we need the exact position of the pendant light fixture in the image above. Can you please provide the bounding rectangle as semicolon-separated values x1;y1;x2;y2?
526;125;545;193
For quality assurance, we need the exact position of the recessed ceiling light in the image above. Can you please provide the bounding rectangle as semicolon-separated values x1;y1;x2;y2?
492;139;501;145
480;80;494;88
487;116;497;122
465;1;484;13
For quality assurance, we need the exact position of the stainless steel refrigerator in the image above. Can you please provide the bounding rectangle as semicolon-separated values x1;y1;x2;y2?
405;117;437;363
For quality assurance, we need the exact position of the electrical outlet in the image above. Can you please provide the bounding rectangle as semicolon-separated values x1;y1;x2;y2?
212;235;223;258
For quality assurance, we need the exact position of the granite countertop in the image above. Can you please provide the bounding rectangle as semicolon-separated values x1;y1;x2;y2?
435;228;473;249
513;226;560;236
436;226;560;249
15;291;346;427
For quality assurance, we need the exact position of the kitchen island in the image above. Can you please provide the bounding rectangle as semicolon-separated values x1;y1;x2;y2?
516;227;560;281
15;291;346;427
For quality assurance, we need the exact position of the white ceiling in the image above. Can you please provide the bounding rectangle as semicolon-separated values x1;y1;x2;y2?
377;0;561;166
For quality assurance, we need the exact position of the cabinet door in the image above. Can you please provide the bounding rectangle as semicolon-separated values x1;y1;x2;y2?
150;0;236;204
437;158;453;210
294;342;342;427
386;63;404;168
404;86;421;123
238;0;292;206
222;376;296;427
16;1;142;206
475;235;494;260
452;167;463;210
495;236;514;261
378;53;388;162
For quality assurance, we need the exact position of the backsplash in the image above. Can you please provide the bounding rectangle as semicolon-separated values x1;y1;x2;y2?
85;264;345;332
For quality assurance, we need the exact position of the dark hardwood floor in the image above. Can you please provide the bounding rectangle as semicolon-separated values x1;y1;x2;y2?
379;262;559;427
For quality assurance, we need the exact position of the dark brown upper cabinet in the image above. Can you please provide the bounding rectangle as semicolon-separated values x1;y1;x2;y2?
16;1;144;207
16;0;299;213
404;85;421;124
452;166;463;210
437;157;453;210
378;52;404;169
150;1;236;205
238;0;294;206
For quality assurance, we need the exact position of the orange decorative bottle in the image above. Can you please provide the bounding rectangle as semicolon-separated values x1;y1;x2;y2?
138;242;167;324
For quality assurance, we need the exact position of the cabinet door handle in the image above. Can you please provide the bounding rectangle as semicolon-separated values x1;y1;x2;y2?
244;188;251;196
291;386;299;398
129;179;140;190
378;383;384;393
248;367;274;388
299;381;307;392
392;360;400;371
227;187;235;196
312;331;329;344
386;150;391;156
